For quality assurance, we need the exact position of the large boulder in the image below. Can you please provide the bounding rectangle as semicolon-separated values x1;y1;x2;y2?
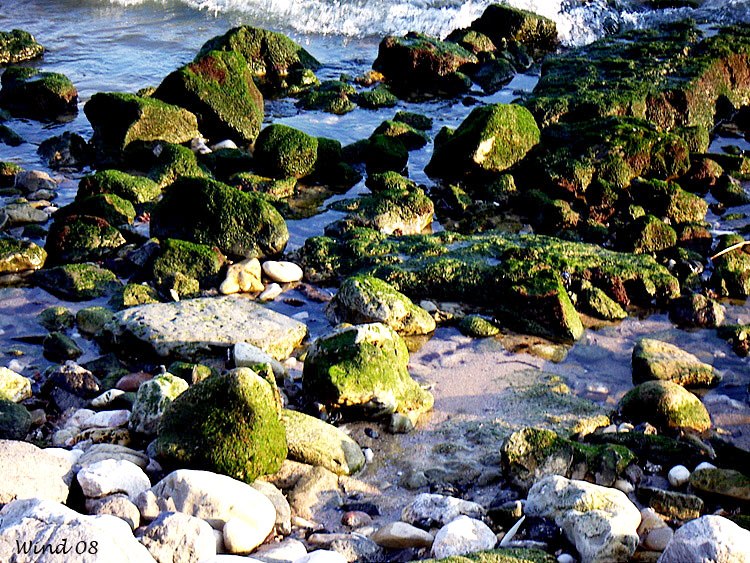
658;515;750;563
0;440;74;504
77;169;162;204
618;380;711;433
426;104;540;179
632;338;719;387
326;275;436;335
84;92;199;161
44;214;126;265
150;176;288;259
469;4;559;57
196;26;320;95
302;323;434;420
253;124;318;179
104;295;307;361
155;368;287;483
525;475;641;563
153;49;263;145
0;30;43;65
0;498;156;562
0;66;77;120
0;237;46;275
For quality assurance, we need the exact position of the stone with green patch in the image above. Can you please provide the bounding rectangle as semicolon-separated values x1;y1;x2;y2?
711;234;750;298
458;315;501;337
632;338;719;387
77;170;162;205
76;306;114;337
0;367;31;403
0;399;31;439
57;193;136;227
44;214;126;264
372;120;429;150
0;29;44;65
150;238;226;291
38;306;75;332
130;373;189;435
469;4;559;58
413;548;556;563
43;331;83;362
253;124;318;179
34;263;121;301
618;380;711;433
690;467;750;503
329;186;434;235
0;237;46;274
0;66;77;120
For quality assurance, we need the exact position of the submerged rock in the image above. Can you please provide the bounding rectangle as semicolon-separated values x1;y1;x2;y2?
669;293;725;328
104;295;307;361
618;380;711;433
0;29;44;65
632;338;719;387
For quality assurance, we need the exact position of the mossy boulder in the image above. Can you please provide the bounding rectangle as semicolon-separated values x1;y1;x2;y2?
469;4;559;58
0;29;44;65
372;120;429;150
583;431;708;469
84;93;199;161
458;315;501;337
303;323;434;420
38;306;75;332
355;85;398;109
426;104;540;179
500;427;637;492
577;282;627;321
196;26;320;95
253;124;318;179
365;134;408;174
281;408;365;476
0;399;31;439
669;293;725;328
111;283;161;310
0;66;77;120
155;367;287;483
711;234;750;298
618;380;711;433
711;174;750;206
298;80;356;114
77;170;161;205
130;373;189;435
33;263;121;301
326;275;436;335
373;32;478;98
44;214;126;264
618;214;677;254
150;176;288;259
153;49;263;145
76;306;114;337
632;338;719;387
0;236;46;274
167;361;217;385
394;111;433;131
365;171;417;194
131;142;210;189
630;178;708;225
57;193;136;227
330;186;434;235
150;238;226;291
690;467;750;503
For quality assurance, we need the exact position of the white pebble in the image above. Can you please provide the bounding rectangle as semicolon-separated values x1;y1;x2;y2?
90;389;125;408
558;554;575;563
259;283;283;301
617;423;634;432
695;461;717;472
363;447;374;463
614;479;634;494
668;465;691;487
262;260;303;283
211;139;238;151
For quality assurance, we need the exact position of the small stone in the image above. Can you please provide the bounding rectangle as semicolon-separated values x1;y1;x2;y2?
558;554;575;563
211;140;238;151
371;521;434;549
76;458;151;500
614;479;634;494
86;493;140;530
116;371;153;391
645;525;674;551
140;511;217;562
342;511;372;528
296;550;348;563
90;389;126;408
223;517;270;555
402;493;485;528
668;465;691;488
431;515;497;559
234;342;286;380
16;170;56;193
695;461;716;471
0;366;31;402
262;260;303;283
220;258;264;295
618;423;634;432
638;508;667;536
259;282;283;301
387;412;414;433
253;538;307;562
80;409;130;429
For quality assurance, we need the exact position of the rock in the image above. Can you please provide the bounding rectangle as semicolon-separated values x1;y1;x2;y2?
469;4;559;57
371;521;434;549
150;238;226;293
38;305;75;332
220;258;264;295
668;465;691;488
286;465;340;521
0;367;31;402
525;475;641;563
155;368;286;483
618;380;711;433
356;85;398;109
637;487;704;521
372;120;429;150
57;192;136;228
342;511;373;529
630;178;708;225
262;260;303;283
329;534;383;562
41;361;101;411
458;315;501;337
373;32;477;98
689;467;750;503
84;93;199;162
116;371;153;392
251;480;291;536
669;294;725;328
140;511;216;562
658;515;750;563
33;262;121;301
77;169;161;205
711;234;750;299
150;176;288;259
80;409;130;429
0;498;156;562
253;538;307;561
0;66;77;120
76;306;114;337
326;275;436;335
296;550;348;563
3;200;50;226
281;409;365;476
196;26;320;95
619;215;677;254
0;237;46;275
42;331;83;362
234;342;286;380
77;459;151;500
431;515;497;559
87;494;140;530
577;282;628;321
130;374;189;435
646;526;674;551
402;493;484;529
154;49;263;145
259;283;282;301
38;131;92;169
15;169;55;193
141;470;276;544
0;400;30;439
0;440;74;503
638;507;668;536
298;80;356;114
426;104;540;179
78;443;149;469
254;124;318;179
302;323;434;420
106;296;307;361
0;29;44;65
632;339;719;387
330;186;434;235
44;214;126;265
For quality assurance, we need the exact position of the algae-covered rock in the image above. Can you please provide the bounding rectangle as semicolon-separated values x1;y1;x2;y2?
153;49;263;145
500;427;636;492
330;186;434;235
618;214;677;254
469;4;559;57
133;142;210;189
43;331;83;362
0;236;46;274
326;275;436;335
197;26;320;95
669;293;725;328
690;467;750;503
365;134;408;174
426;104;540;179
0;161;22;187
0;399;31;439
618;380;711;433
365;171;417;194
630;178;708;225
281;408;365;476
155;367;287;483
76;306;114;337
0;29;44;65
583;431;707;469
632;338;718;387
458;315;501;337
150;238;226;291
372;120;429;150
577;282;627;321
253;124;318;179
130;374;189;435
34;263;121;301
303;323;434;420
167;362;217;385
412;548;556;563
298;80;356;115
44;214;126;264
38;306;75;332
711;234;750;298
230;173;296;198
58;193;136;227
637;486;704;520
717;324;750;357
112;283;161;310
77;170;162;205
0;66;77;120
84;93;199;161
373;32;477;98
104;295;307;361
356;85;399;109
150;176;288;259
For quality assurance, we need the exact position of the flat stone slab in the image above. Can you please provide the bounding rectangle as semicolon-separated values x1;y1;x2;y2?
105;296;307;361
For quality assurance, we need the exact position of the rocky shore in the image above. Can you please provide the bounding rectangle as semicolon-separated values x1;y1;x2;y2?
1;4;750;562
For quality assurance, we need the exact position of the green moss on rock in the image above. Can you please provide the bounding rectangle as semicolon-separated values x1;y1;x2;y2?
0;66;77;120
469;4;559;58
355;85;398;109
690;467;750;502
413;548;556;563
111;283;161;310
0;161;22;187
711;234;750;298
0;29;44;65
0;236;46;274
156;367;287;483
254;124;319;179
77;169;162;205
0;399;31;439
167;361;217;384
38;306;75;332
394;110;433;131
44;214;126;264
151;238;226;290
33;263;121;301
298;80;356;114
618;214;677;254
43;331;83;362
58;193;136;226
330;186;434;235
717;324;750;357
365;171;417;194
632;338;719;387
365;134;408;174
229;173;296;198
76;306;115;337
372;120;429;150
459;314;501;337
618;379;711;433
